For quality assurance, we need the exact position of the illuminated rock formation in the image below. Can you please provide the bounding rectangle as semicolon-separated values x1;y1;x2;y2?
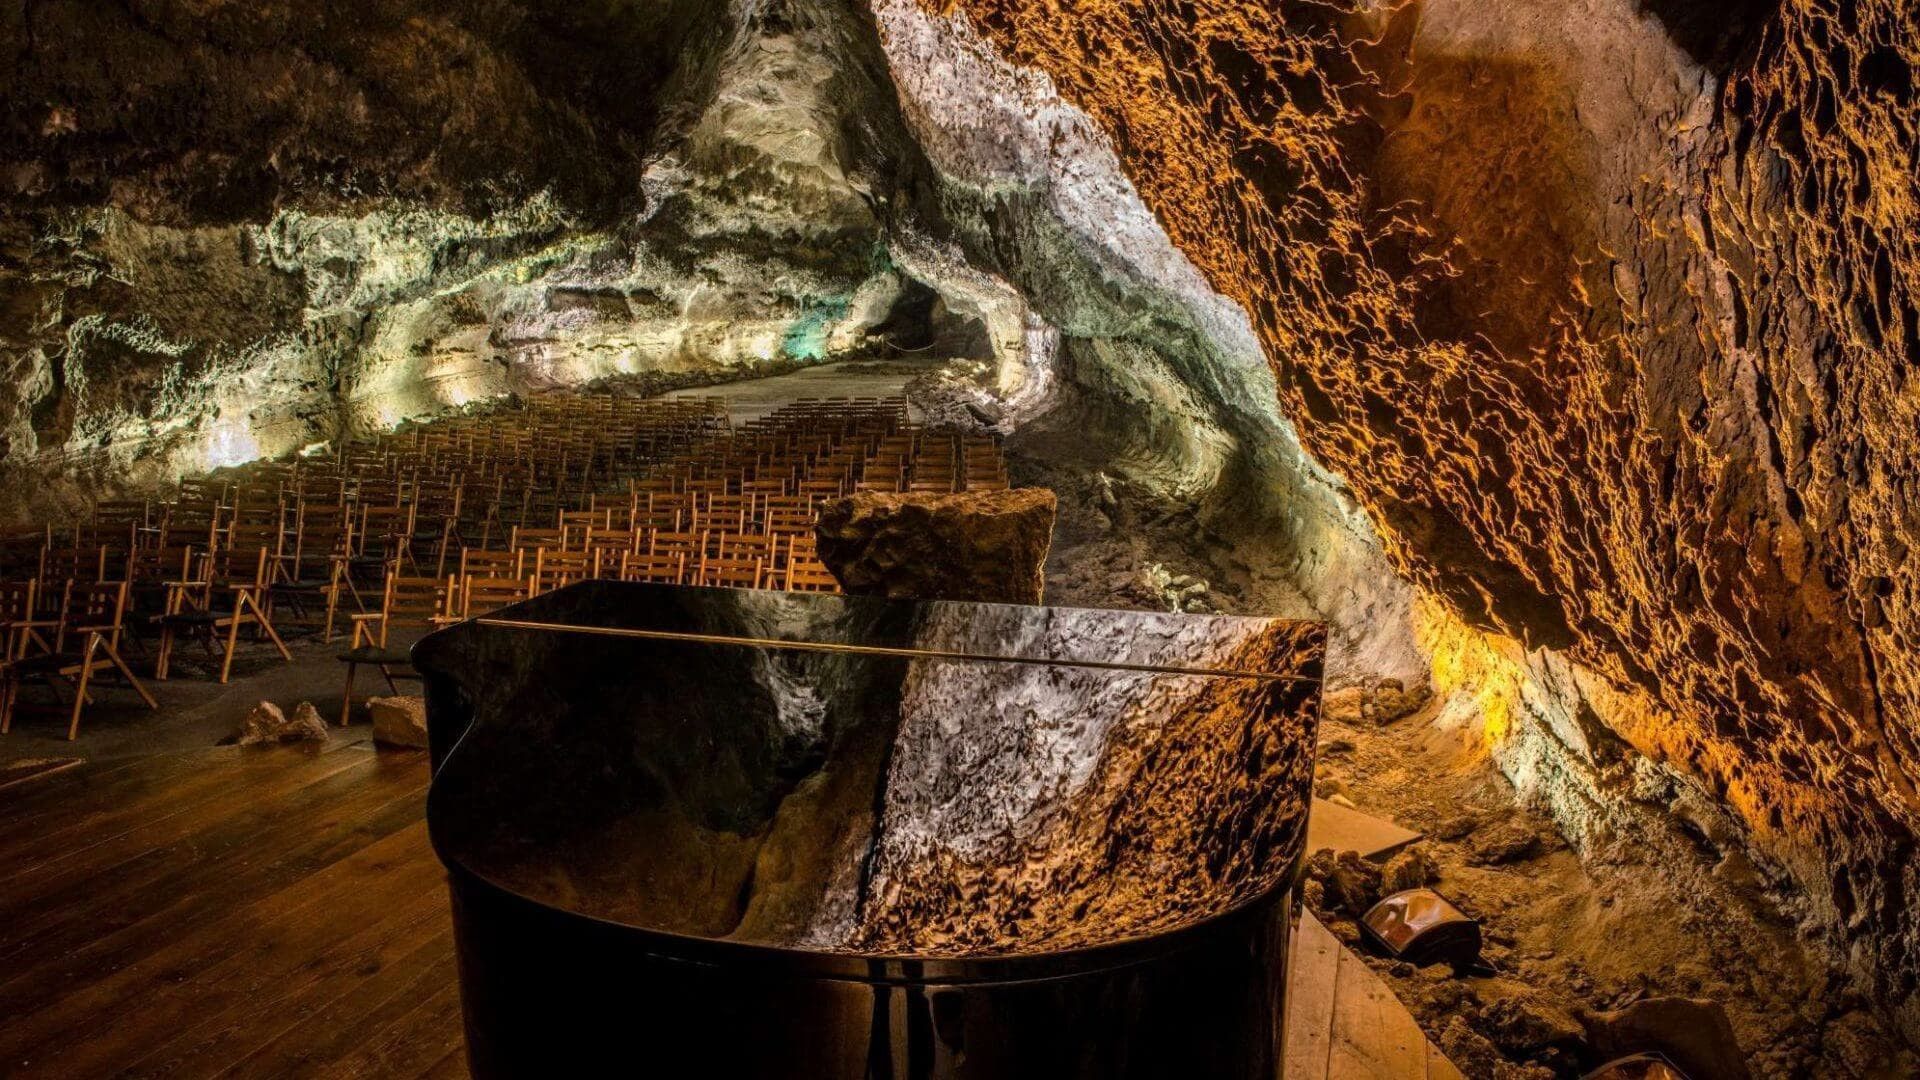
906;0;1920;1041
815;488;1057;604
0;0;972;519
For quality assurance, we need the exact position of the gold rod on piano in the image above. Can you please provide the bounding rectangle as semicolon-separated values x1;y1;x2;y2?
470;617;1317;684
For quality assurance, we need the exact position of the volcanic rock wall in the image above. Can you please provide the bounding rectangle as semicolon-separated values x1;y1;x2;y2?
871;0;1426;686
912;0;1920;1041
0;0;968;520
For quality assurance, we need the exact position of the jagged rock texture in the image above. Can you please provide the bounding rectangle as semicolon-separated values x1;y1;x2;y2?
6;0;1920;1048
0;0;956;521
928;0;1920;1036
855;612;1322;954
816;488;1057;603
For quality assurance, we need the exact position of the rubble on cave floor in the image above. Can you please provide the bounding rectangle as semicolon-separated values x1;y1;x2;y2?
986;405;1916;1078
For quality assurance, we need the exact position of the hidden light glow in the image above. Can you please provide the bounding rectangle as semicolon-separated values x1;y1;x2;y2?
202;416;261;470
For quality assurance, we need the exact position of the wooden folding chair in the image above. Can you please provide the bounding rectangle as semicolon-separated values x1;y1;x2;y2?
411;479;463;575
458;547;523;579
121;542;206;656
337;573;451;726
509;526;564;555
354;502;416;578
784;558;840;593
558;509;612;546
531;548;592;595
582;527;640;565
3;580;158;740
0;529;47;582
94;499;151;532
764;499;818;538
451;575;533;620
691;495;750;534
694;554;765;590
649;530;707;562
714;532;777;563
155;546;292;683
618;550;686;585
0;580;38;724
270;500;353;641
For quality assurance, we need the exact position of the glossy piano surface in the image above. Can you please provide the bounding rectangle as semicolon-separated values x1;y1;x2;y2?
417;582;1325;1079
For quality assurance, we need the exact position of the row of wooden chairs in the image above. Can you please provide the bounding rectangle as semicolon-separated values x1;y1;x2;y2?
334;539;838;723
5;391;1007;736
0;579;158;740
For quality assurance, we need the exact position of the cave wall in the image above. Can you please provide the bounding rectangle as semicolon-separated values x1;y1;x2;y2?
870;0;1428;689
0;0;946;521
911;0;1920;1038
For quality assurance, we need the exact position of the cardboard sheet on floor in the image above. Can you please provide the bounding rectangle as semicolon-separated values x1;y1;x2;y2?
1306;797;1422;862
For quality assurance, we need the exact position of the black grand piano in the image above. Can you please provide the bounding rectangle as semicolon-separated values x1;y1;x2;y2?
417;582;1323;1079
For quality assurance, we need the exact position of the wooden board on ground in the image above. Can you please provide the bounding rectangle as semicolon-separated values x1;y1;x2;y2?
1285;910;1465;1080
1306;797;1423;862
0;757;84;792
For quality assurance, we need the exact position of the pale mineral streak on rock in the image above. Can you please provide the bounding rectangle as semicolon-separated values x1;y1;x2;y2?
853;611;1324;953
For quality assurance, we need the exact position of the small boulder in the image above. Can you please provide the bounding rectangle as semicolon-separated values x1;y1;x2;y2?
1326;849;1383;915
1380;846;1440;894
816;488;1056;605
1583;996;1752;1080
235;701;329;747
1321;686;1366;725
1480;991;1586;1057
369;695;429;749
288;701;330;742
1468;822;1544;865
1438;1017;1507;1079
1322;677;1431;726
1362;677;1431;724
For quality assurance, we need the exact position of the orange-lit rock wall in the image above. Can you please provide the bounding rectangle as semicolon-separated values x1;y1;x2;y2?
920;0;1920;1034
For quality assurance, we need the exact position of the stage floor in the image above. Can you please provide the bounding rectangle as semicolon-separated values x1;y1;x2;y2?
0;740;459;1079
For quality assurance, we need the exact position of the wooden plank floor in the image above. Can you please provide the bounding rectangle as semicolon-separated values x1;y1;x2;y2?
0;740;463;1080
1285;911;1464;1080
0;740;1461;1079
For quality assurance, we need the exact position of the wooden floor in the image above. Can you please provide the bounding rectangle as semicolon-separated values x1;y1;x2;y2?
1285;912;1464;1080
0;740;1460;1079
0;740;462;1079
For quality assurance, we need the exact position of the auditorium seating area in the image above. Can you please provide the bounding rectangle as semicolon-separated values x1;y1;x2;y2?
0;392;1009;737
